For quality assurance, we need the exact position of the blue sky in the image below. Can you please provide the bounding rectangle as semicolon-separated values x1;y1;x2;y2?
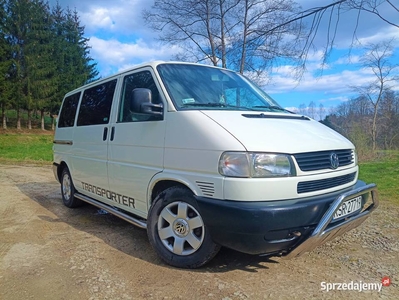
50;0;398;117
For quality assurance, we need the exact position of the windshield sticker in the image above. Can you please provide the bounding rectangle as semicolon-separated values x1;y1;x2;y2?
182;98;195;104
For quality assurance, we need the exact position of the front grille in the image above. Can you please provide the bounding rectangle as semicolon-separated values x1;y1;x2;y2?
297;172;356;194
294;149;354;171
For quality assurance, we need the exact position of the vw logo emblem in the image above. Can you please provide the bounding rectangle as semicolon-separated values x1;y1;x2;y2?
175;223;186;234
330;152;339;169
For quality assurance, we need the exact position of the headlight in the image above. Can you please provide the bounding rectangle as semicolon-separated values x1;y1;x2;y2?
353;150;358;165
218;152;250;177
219;152;293;178
251;153;292;177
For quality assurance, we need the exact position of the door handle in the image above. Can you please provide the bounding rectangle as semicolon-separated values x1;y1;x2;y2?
103;127;108;141
110;126;115;141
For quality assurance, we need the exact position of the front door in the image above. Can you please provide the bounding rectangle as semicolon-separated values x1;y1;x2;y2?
107;69;166;217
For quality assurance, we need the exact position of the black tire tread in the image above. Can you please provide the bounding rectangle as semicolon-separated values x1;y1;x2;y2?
147;186;220;268
61;167;83;208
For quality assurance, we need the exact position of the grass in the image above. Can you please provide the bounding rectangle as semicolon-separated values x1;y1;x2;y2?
0;132;398;205
359;152;399;205
0;132;53;164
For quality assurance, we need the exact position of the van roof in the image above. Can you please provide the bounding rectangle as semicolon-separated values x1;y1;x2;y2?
64;61;229;97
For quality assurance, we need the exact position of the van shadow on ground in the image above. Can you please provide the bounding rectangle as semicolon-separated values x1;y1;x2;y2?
18;181;279;273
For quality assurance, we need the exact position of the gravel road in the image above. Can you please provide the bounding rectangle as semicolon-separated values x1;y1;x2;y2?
0;165;397;299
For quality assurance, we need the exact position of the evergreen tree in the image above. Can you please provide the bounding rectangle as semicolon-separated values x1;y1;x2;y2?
65;8;98;85
50;4;98;124
5;0;33;129
0;0;12;129
25;0;57;130
3;0;98;130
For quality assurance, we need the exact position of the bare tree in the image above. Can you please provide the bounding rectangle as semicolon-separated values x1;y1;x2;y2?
143;0;302;76
284;0;399;66
378;90;399;149
298;103;307;115
307;101;316;119
318;103;325;121
351;40;399;151
142;0;214;65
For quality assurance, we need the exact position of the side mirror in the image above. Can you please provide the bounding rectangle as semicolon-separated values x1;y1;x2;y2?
130;88;163;116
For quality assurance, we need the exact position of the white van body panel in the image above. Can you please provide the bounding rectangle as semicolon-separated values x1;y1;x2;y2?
163;111;245;174
107;121;166;217
71;125;109;192
223;166;359;201
201;111;354;153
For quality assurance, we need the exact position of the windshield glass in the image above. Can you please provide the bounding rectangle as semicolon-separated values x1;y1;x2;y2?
157;64;284;112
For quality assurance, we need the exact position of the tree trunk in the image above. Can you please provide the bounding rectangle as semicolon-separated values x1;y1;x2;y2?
219;0;226;68
205;0;218;66
240;0;249;74
17;109;21;130
27;109;32;130
41;110;45;130
1;105;6;130
371;105;378;152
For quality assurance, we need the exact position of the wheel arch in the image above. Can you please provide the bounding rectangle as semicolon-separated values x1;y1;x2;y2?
56;161;69;182
148;176;198;209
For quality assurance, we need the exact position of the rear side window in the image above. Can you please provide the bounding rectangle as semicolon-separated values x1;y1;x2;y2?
58;92;81;128
77;79;117;126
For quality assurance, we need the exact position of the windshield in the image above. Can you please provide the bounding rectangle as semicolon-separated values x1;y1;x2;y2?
157;64;284;112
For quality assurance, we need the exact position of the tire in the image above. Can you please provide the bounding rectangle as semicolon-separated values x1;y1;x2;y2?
147;186;220;268
61;167;83;208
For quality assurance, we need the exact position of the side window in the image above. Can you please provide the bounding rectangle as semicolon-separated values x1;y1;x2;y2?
118;71;161;122
77;79;117;126
58;92;81;128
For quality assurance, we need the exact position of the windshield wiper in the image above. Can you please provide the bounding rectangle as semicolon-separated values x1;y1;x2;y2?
182;103;254;110
252;105;294;114
182;102;226;107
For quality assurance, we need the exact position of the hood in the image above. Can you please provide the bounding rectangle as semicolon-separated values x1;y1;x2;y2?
201;111;354;153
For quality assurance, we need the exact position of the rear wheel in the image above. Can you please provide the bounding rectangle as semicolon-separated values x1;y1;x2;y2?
147;186;220;268
61;167;83;208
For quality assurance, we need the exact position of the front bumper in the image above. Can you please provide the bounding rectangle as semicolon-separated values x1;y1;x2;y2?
195;180;378;257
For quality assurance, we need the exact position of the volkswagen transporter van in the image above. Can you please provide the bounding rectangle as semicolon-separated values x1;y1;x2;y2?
53;61;378;268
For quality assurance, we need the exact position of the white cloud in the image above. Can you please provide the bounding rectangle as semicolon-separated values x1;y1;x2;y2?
318;96;350;104
268;65;375;96
334;55;361;65
88;37;180;76
355;27;399;47
80;7;118;31
49;0;154;37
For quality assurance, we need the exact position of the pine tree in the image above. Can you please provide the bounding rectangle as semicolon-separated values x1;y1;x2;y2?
25;0;57;130
0;0;12;129
64;8;98;86
50;4;98;126
5;0;33;129
3;0;99;129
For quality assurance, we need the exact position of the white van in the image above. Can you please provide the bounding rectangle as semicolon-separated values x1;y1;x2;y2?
53;61;378;268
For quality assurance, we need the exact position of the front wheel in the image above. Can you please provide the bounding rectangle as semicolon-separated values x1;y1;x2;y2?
147;186;220;268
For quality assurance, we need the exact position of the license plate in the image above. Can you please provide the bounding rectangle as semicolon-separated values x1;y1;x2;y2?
333;196;362;220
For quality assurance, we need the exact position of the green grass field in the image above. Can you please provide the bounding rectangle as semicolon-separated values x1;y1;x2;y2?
359;154;399;205
0;132;397;204
0;132;53;163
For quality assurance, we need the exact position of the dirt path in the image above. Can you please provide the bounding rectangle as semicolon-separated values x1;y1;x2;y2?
0;165;397;299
